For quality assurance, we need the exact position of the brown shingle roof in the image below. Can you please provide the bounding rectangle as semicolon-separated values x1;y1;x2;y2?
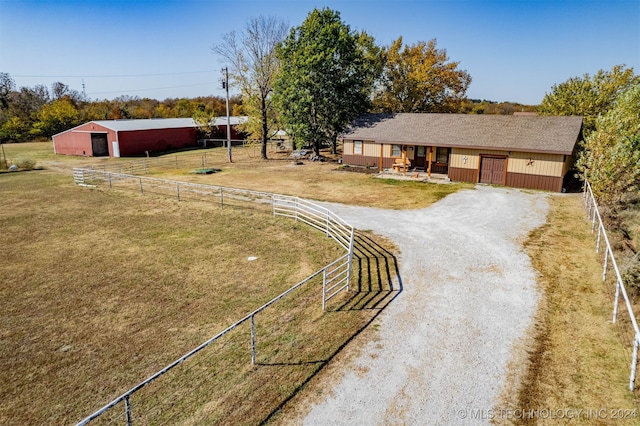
341;113;583;155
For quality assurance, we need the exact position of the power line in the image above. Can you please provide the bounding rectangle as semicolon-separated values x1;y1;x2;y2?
13;70;218;78
86;82;218;96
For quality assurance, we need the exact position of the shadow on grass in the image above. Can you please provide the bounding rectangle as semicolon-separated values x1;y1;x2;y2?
258;230;402;424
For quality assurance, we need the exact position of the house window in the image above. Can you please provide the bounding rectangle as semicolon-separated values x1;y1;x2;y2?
353;140;363;155
436;147;449;163
391;144;401;157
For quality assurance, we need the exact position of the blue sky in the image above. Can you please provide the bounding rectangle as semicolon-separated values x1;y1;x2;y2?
1;0;638;105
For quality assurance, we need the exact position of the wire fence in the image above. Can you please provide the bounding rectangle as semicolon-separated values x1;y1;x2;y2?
584;180;640;391
72;168;355;425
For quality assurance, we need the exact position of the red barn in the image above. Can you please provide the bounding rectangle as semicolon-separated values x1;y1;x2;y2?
52;117;247;157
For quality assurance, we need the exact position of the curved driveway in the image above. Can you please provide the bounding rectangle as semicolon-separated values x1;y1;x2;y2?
304;185;549;425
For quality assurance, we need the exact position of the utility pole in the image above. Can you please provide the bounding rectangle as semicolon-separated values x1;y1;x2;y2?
222;67;232;163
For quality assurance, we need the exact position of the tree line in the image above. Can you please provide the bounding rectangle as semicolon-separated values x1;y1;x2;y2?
0;74;242;143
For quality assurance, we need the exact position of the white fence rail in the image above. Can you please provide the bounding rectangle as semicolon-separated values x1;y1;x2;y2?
584;180;640;391
72;168;355;425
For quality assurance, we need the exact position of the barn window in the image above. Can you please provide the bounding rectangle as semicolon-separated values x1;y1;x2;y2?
391;144;401;157
353;140;363;155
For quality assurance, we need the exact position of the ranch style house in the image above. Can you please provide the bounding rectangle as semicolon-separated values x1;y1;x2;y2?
341;113;583;192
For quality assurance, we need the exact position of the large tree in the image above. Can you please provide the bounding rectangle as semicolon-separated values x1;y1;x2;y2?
30;97;80;138
577;83;640;205
372;37;471;113
274;8;380;156
538;65;639;136
0;72;16;111
213;16;288;159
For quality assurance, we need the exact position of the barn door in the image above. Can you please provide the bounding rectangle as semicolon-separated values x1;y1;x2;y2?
479;156;506;185
91;133;109;157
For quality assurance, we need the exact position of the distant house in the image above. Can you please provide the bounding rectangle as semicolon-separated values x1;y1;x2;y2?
341;113;583;192
52;117;248;157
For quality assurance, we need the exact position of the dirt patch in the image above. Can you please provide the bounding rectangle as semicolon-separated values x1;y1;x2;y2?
335;165;379;174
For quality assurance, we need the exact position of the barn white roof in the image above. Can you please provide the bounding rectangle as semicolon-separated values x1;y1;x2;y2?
53;116;249;137
92;118;197;131
92;116;248;132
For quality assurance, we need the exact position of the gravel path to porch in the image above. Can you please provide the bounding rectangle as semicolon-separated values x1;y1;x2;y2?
303;185;549;425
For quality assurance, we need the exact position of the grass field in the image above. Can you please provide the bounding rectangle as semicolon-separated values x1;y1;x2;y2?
3;141;639;424
507;194;639;424
2;141;473;209
0;169;401;424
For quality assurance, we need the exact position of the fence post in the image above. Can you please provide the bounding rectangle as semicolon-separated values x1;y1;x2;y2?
630;335;639;391
603;249;609;281
130;162;134;175
139;177;143;194
322;269;327;311
251;315;256;366
176;183;180;201
346;227;355;291
613;278;620;323
144;159;147;174
272;195;276;217
125;395;132;426
326;211;330;237
220;188;224;209
175;155;178;168
596;224;602;253
109;172;112;189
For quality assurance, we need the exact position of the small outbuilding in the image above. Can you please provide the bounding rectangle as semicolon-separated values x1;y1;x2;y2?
52;117;247;157
341;113;583;192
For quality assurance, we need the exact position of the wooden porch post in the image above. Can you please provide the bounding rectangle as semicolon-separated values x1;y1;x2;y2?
427;147;433;177
403;145;407;174
379;144;383;172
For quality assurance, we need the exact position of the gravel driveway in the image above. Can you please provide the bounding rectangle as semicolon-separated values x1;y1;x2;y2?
304;185;549;425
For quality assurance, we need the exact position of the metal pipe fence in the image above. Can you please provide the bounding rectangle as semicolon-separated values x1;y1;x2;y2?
72;168;355;425
584;180;640;391
81;154;209;175
79;141;293;176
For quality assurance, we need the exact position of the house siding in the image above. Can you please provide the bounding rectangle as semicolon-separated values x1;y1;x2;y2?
506;152;565;177
506;173;563;192
451;148;565;176
343;154;395;168
447;148;568;191
448;167;477;183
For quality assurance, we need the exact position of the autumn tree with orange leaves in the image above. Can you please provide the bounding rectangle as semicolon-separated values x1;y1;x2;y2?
373;37;471;113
